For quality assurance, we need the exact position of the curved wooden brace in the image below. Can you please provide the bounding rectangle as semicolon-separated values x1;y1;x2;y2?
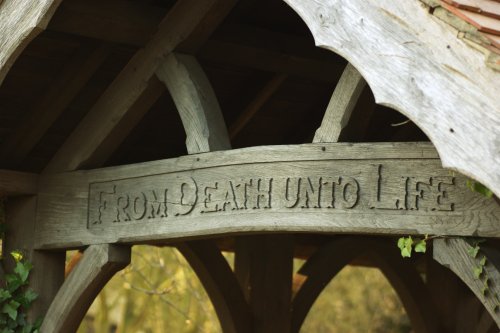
434;238;500;328
0;0;63;86
40;244;131;333
177;240;252;333
156;53;231;154
370;243;440;333
284;0;500;197
291;237;439;333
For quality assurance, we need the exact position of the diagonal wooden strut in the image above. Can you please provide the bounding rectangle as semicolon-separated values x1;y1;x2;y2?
434;238;500;328
40;244;131;333
313;62;366;143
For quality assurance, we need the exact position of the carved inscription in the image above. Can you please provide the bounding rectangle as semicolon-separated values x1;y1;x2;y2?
88;162;457;229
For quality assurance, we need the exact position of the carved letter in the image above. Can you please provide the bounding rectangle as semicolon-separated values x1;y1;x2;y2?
175;178;198;216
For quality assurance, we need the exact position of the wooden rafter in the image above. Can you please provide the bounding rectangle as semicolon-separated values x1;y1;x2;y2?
40;244;131;333
156;53;231;153
313;62;366;143
0;43;110;169
43;0;236;173
0;170;38;197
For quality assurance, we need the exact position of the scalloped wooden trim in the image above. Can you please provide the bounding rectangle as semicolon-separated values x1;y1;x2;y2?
284;0;500;197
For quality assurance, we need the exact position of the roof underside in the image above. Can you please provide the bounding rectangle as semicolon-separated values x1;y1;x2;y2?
0;0;429;173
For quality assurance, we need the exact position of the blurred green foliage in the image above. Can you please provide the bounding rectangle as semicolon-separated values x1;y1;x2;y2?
78;246;410;333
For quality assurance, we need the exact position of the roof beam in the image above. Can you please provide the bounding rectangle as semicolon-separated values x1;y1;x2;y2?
48;0;166;47
199;40;342;82
0;170;38;197
44;0;236;173
0;43;110;169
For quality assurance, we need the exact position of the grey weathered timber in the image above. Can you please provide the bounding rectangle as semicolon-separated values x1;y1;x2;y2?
43;0;235;173
434;238;500;327
292;237;439;333
40;244;131;333
0;170;38;196
177;241;252;333
0;0;63;86
313;62;366;143
157;53;231;154
247;235;294;333
284;0;500;198
34;143;500;249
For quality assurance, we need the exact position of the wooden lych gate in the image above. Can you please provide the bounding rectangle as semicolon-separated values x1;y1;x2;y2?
0;0;499;332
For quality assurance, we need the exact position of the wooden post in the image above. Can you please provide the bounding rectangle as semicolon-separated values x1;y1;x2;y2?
39;244;131;333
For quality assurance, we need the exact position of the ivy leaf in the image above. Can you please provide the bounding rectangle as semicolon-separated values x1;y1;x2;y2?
397;236;413;258
19;290;37;308
467;245;480;258
14;262;32;283
0;289;11;302
414;239;427;253
5;274;22;293
480;256;487;267
2;300;20;321
474;265;483;279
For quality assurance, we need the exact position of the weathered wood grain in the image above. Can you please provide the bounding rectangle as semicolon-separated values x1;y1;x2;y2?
284;0;500;198
40;244;131;333
177;240;252;333
434;238;500;327
43;0;234;173
0;0;63;86
0;170;38;197
313;62;366;143
0;44;110;168
157;53;231;154
34;143;500;249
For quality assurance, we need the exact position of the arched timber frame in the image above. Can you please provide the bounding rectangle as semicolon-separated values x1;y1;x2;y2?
0;0;499;332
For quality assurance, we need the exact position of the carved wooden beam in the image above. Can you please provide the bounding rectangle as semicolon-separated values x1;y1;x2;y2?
35;143;500;249
156;53;231;153
0;0;63;86
43;0;235;173
39;244;131;333
434;238;500;327
313;62;366;143
0;170;38;197
177;240;252;333
284;0;500;197
0;44;110;169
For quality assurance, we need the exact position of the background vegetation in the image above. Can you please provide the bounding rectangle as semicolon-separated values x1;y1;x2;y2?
77;245;410;333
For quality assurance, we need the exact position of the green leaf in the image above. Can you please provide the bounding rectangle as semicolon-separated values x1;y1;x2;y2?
19;290;38;308
474;265;483;279
14;262;32;283
397;236;413;258
2;300;20;321
480;256;487;267
467;245;480;258
0;289;11;302
414;239;427;253
472;182;493;198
